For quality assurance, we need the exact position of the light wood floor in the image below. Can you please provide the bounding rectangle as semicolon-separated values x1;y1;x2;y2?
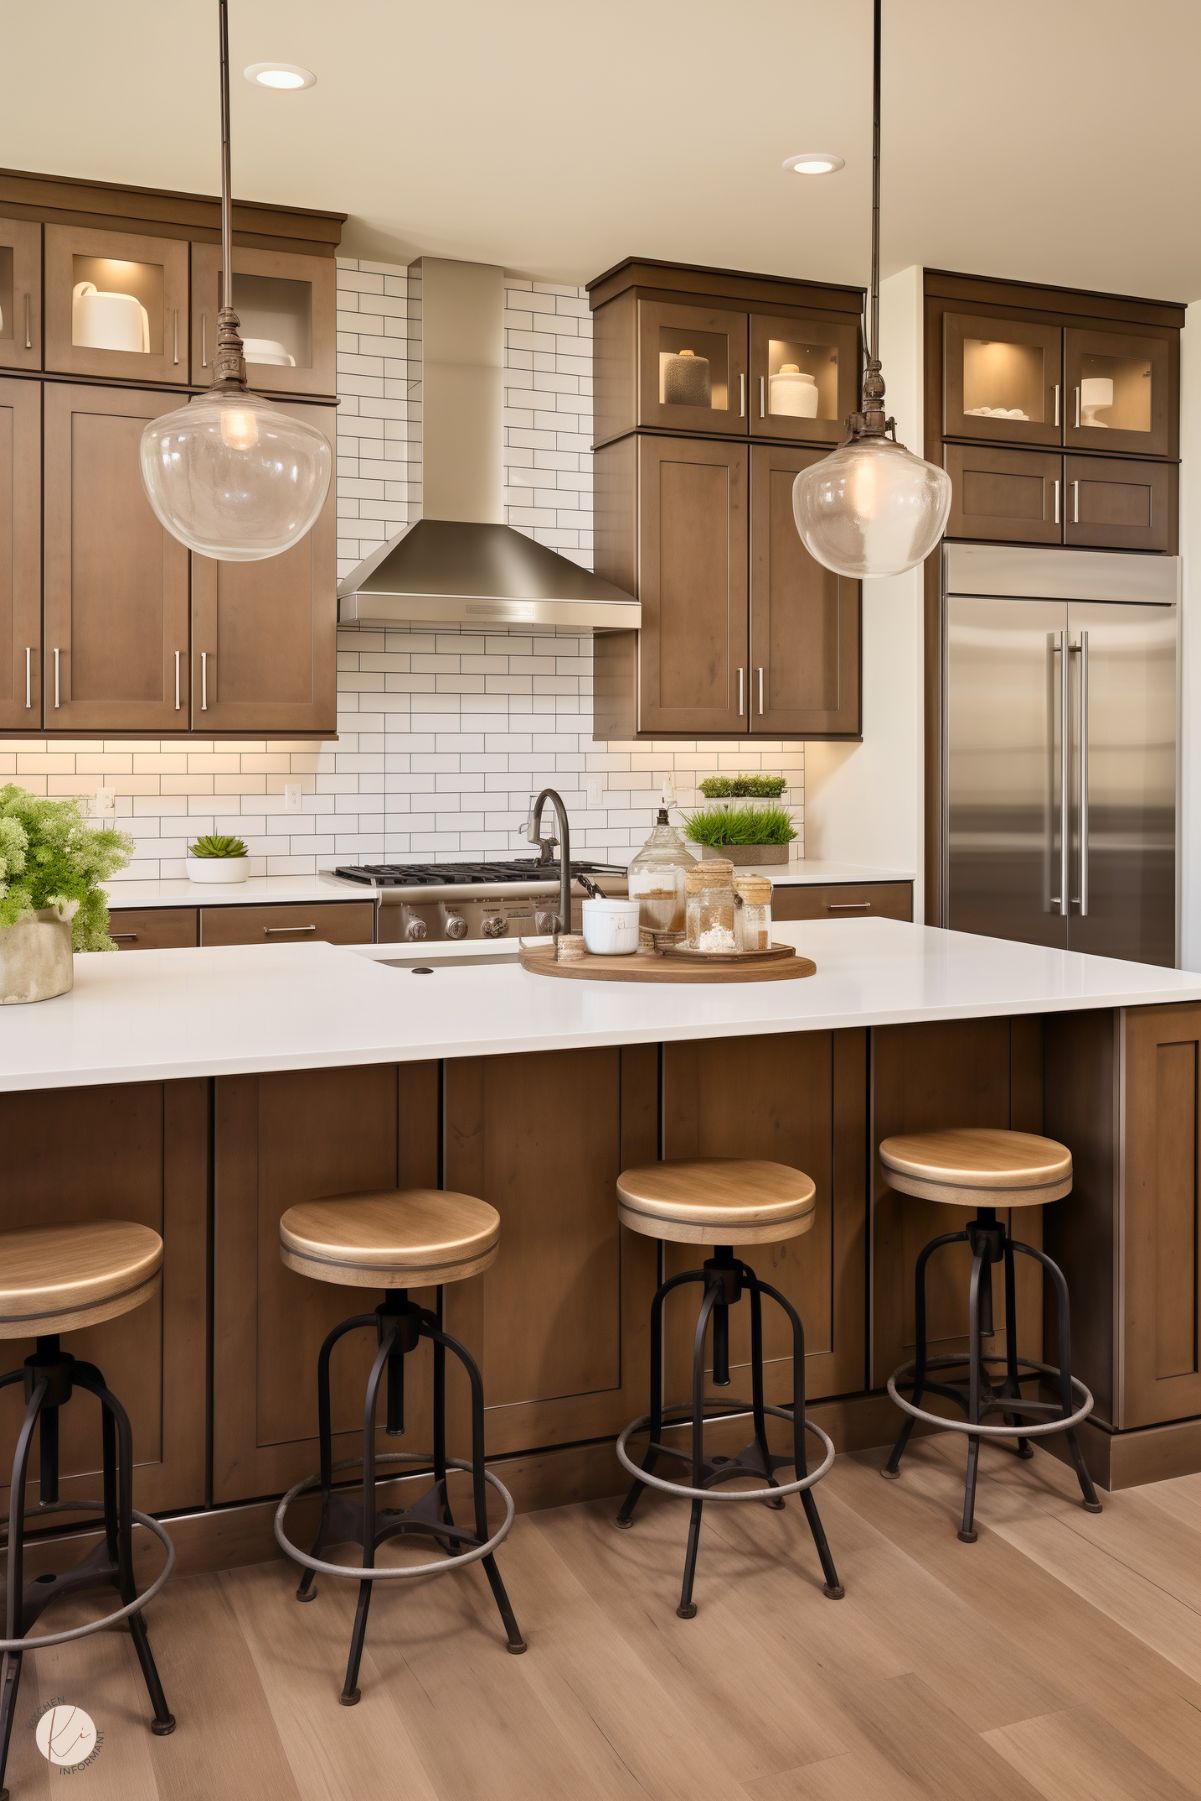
6;1436;1201;1800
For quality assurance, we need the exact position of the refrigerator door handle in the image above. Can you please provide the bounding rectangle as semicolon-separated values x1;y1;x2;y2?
1048;631;1069;917
1072;631;1089;916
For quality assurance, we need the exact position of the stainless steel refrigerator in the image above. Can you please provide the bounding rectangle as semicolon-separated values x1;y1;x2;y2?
943;543;1179;966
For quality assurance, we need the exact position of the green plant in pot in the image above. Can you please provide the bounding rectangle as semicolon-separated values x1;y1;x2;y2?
0;786;133;1004
686;775;796;866
188;832;250;886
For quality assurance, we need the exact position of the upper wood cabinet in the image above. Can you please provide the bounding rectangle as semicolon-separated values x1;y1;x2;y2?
1064;326;1175;458
43;384;191;731
749;310;859;446
190;243;336;396
190;400;336;733
1064;454;1175;553
943;313;1063;447
0;379;40;728
0;217;41;371
44;223;189;383
750;445;859;734
637;299;750;435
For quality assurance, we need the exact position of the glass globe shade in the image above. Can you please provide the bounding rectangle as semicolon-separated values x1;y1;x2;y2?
140;389;332;562
791;436;952;579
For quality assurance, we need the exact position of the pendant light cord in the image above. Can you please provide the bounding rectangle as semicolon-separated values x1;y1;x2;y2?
868;0;881;372
212;0;247;391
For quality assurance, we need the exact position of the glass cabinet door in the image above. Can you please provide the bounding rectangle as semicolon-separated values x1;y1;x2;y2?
637;300;748;434
944;314;1062;446
748;312;859;444
190;244;336;397
44;224;189;382
0;217;41;372
1064;327;1173;458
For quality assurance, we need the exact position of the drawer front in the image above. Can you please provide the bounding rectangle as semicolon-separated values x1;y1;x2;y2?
1064;455;1176;554
773;882;913;923
945;444;1062;546
200;901;375;946
107;906;198;950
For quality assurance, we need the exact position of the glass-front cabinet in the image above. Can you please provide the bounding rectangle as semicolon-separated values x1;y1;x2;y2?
44;224;189;382
190;244;336;396
0;217;41;372
943;314;1062;446
1064;327;1173;458
638;299;749;434
749;312;858;445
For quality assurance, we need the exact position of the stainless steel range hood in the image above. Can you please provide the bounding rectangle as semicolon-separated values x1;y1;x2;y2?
337;257;639;630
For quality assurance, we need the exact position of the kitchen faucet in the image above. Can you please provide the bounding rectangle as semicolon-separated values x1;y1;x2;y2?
526;788;572;936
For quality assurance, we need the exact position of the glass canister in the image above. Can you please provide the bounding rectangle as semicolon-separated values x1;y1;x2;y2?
685;858;737;953
627;807;695;936
734;874;773;953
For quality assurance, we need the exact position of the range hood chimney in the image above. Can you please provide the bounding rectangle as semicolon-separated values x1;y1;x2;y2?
337;257;639;630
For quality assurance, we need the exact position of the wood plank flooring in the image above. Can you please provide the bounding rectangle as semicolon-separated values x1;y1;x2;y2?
5;1436;1200;1800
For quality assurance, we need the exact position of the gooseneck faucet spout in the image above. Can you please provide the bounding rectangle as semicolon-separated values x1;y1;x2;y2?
526;788;572;936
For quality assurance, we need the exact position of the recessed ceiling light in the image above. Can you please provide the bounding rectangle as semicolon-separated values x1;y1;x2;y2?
782;152;845;176
244;62;316;91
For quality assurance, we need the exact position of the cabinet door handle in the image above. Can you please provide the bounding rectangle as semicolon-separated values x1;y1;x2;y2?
737;666;745;716
52;646;61;710
827;901;871;911
200;650;209;712
23;293;32;351
1052;478;1060;525
759;375;767;419
172;308;180;366
201;313;208;369
109;933;139;943
1053;383;1059;428
757;666;765;715
24;647;32;710
174;649;182;711
738;373;746;418
1074;386;1081;428
263;924;317;935
1072;479;1080;524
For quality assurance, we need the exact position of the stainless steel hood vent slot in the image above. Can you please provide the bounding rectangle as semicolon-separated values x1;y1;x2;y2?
337;256;638;631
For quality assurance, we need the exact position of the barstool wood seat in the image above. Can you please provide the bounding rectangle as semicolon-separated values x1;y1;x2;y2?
0;1220;163;1338
279;1189;500;1288
879;1128;1072;1207
617;1159;817;1245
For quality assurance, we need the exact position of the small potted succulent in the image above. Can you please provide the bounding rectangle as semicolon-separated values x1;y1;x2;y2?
0;786;133;1004
187;832;250;885
685;774;797;867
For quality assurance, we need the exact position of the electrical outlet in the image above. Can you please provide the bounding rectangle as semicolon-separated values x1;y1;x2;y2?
284;782;304;814
585;776;604;808
93;787;116;819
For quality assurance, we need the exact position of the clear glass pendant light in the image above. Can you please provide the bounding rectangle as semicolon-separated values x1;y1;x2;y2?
140;1;331;561
792;0;950;579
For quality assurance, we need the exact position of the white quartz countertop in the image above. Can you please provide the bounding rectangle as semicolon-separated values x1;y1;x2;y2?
104;874;373;909
1;919;1198;1094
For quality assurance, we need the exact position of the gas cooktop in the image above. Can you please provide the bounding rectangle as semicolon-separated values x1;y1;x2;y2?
334;859;625;889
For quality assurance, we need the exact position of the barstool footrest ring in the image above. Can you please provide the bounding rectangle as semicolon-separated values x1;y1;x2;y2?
0;1502;175;1653
886;1353;1094;1438
616;1396;834;1504
275;1451;515;1582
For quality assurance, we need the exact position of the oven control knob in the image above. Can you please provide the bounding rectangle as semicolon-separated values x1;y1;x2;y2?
482;914;508;939
445;913;468;940
404;917;429;942
534;909;557;936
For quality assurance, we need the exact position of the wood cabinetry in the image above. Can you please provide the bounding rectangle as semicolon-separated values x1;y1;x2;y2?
108;906;199;950
944;443;1175;553
0;378;40;727
44;224;189;383
190;242;336;397
773;880;913;922
0;216;41;371
199;901;374;946
43;383;191;731
589;259;864;741
1063;454;1175;552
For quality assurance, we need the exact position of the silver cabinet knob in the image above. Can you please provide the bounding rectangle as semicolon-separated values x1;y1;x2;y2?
481;914;508;939
404;917;429;942
533;909;557;935
444;913;468;940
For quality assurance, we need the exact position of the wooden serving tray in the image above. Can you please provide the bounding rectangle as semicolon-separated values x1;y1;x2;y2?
518;941;816;984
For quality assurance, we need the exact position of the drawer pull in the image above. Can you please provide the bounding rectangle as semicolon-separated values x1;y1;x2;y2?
109;932;139;942
24;646;32;711
264;924;318;935
826;901;871;911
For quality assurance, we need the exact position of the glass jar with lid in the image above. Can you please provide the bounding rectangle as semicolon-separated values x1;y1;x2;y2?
734;875;773;953
685;858;737;953
627;807;695;937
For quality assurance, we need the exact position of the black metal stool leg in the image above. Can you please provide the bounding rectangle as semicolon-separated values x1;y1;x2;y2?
423;1319;526;1653
0;1379;46;1801
677;1282;719;1619
340;1326;395;1705
959;1249;986;1543
297;1311;378;1604
748;1273;784;1509
616;1270;703;1529
1012;1240;1103;1515
884;1230;967;1478
757;1275;844;1599
999;1239;1034;1458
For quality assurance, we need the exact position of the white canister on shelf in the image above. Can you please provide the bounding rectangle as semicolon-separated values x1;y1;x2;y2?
769;364;820;419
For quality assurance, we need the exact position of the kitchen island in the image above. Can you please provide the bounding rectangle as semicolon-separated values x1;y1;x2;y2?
2;918;1199;1573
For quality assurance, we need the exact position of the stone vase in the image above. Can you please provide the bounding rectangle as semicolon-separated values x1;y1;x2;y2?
0;906;76;1005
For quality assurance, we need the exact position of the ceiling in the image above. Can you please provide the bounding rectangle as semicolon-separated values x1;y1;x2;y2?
4;0;1199;301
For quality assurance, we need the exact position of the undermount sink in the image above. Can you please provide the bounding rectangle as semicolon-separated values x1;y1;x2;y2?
380;950;523;970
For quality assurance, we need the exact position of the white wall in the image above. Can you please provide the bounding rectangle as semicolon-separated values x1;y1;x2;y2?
802;266;926;915
1180;301;1200;969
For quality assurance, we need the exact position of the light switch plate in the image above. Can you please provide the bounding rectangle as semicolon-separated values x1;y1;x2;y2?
284;783;303;814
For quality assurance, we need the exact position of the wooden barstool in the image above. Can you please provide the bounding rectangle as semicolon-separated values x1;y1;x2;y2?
274;1188;525;1706
879;1128;1102;1541
0;1222;176;1798
614;1158;844;1618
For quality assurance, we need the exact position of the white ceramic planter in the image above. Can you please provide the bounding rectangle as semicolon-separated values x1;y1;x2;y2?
187;858;249;885
0;906;76;1005
580;897;641;955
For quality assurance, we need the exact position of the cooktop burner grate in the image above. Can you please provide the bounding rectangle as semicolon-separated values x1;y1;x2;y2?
334;858;626;889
